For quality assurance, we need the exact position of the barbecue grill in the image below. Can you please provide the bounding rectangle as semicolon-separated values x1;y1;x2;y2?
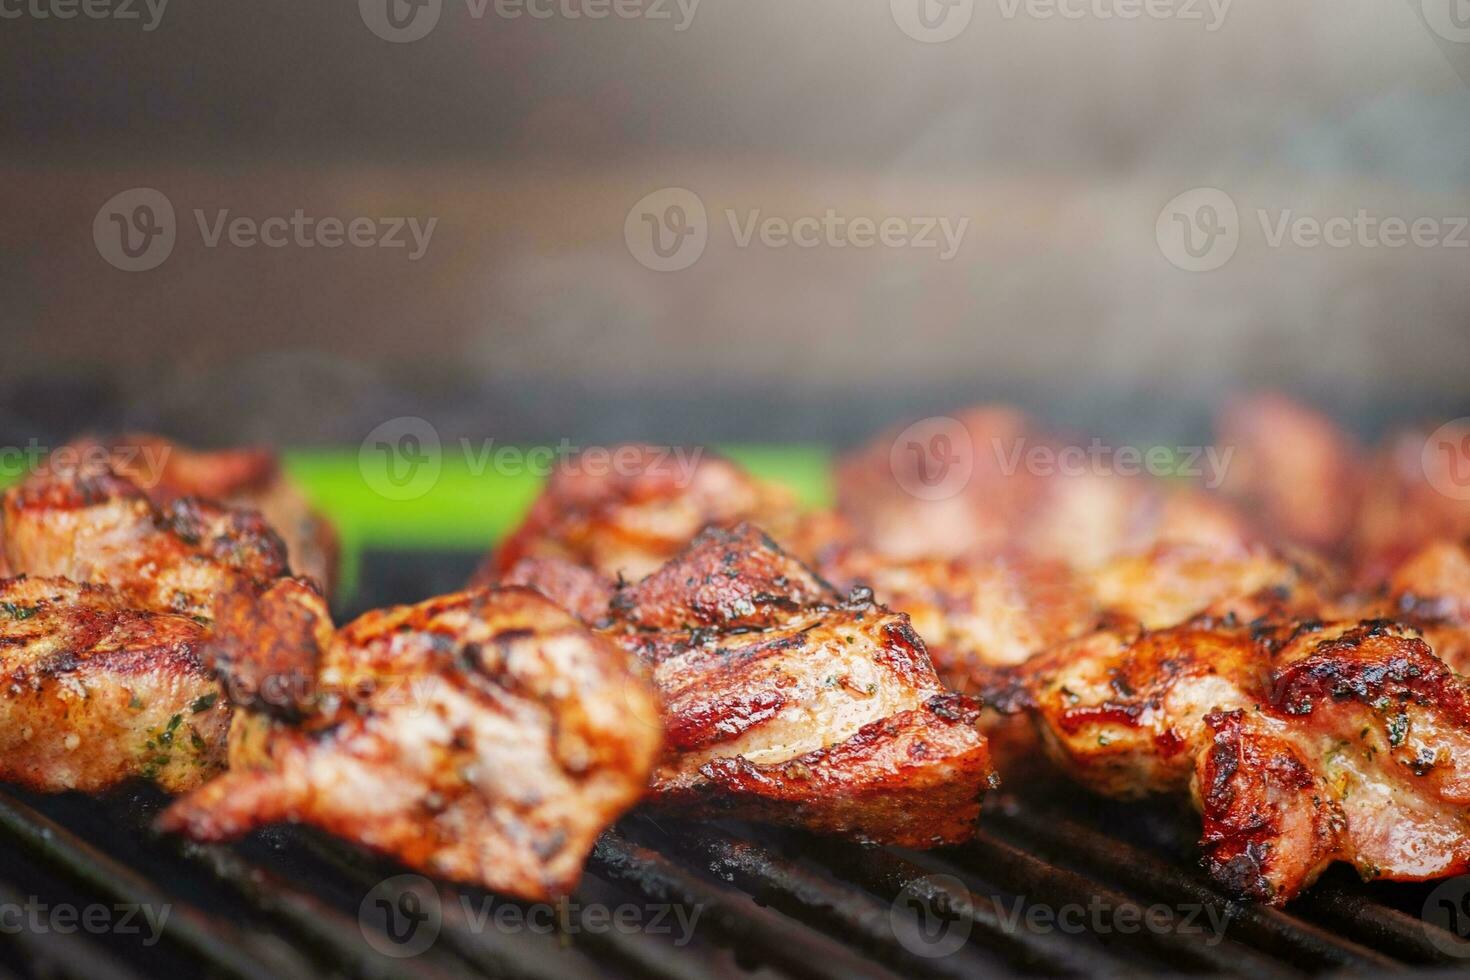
3;549;1466;979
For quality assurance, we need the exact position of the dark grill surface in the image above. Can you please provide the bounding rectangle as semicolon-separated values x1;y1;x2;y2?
3;550;1470;979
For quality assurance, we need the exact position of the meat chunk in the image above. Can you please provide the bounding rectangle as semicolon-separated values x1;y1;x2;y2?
1018;616;1470;902
818;546;1097;692
603;524;995;847
482;445;798;584
1089;543;1330;631
0;577;228;793
1215;394;1363;553
58;434;338;594
836;405;1253;567
162;586;662;901
2;452;289;620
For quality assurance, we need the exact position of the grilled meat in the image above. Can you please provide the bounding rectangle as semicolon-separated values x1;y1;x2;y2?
0;576;228;793
1354;423;1470;587
1215;394;1363;553
59;434;338;594
835;405;1253;567
602;523;995;847
817;546;1097;692
2;453;289;620
1089;542;1330;631
480;444;798;585
162;586;662;901
1019;616;1470;902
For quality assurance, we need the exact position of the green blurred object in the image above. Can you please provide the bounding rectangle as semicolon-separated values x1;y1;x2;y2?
283;445;834;599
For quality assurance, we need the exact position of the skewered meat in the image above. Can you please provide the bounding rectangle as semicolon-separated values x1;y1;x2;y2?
601;523;995;847
479;444;798;585
1017;616;1470;902
0;576;228;793
162;586;662;901
58;434;338;594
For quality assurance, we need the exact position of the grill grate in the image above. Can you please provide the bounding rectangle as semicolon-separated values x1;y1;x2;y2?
1;549;1467;979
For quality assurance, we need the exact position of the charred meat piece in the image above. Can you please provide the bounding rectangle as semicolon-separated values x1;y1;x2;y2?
1339;538;1470;675
1089;542;1331;631
162;586;662;901
836;405;1253;567
480;444;798;585
2;453;289;620
818;546;1097;692
0;576;228;793
499;557;617;625
1353;421;1470;587
1215;394;1363;554
1019;616;1470;902
58;434;338;594
603;523;995;848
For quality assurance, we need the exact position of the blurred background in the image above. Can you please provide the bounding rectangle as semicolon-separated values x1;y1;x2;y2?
4;0;1470;452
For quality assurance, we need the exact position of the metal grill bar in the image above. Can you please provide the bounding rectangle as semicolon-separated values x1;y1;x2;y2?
590;829;902;980
0;791;314;980
984;794;1412;972
627;820;1012;978
952;825;1299;976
